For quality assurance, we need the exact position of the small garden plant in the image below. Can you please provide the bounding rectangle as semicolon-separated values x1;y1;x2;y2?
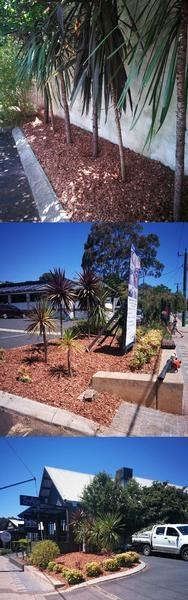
130;328;163;370
17;366;32;383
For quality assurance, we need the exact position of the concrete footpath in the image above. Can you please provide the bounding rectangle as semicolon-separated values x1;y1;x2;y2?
0;129;39;221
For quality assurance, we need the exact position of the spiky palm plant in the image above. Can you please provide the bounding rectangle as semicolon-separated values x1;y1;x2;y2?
76;268;102;339
118;0;188;219
46;268;76;338
88;513;124;553
26;300;56;363
59;329;82;376
17;2;74;141
62;0;133;176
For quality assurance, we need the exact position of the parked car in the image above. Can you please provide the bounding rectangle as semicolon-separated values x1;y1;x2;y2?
132;524;188;561
0;304;25;318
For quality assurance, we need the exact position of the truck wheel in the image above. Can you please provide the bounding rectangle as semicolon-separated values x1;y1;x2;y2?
142;544;151;557
181;547;188;561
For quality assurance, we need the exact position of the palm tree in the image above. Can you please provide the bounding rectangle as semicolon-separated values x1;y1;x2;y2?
63;0;133;177
59;329;82;376
17;2;73;142
88;513;124;553
118;0;188;219
26;301;56;363
76;268;102;339
46;268;76;338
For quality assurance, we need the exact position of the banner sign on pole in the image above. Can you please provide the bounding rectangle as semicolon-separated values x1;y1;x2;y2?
125;245;141;349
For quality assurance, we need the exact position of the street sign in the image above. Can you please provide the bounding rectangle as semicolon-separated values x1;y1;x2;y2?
20;495;39;507
0;531;11;543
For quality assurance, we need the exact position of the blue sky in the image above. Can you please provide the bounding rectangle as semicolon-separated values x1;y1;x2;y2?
0;222;187;292
0;437;188;517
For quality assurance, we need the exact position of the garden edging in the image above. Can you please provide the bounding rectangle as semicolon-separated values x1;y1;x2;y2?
25;560;146;592
0;390;102;436
12;127;69;222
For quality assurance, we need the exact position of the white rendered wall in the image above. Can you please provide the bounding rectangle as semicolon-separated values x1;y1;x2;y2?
52;79;188;175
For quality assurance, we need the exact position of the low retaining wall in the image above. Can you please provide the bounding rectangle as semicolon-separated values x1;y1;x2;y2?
92;350;184;415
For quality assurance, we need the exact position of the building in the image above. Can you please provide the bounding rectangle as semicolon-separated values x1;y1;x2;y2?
0;518;25;546
0;280;116;319
18;466;188;546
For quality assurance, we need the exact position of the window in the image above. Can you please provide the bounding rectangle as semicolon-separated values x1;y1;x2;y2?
166;527;178;536
155;527;165;535
11;294;26;303
30;293;41;302
0;295;8;303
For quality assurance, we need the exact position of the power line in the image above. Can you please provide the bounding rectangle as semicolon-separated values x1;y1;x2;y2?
0;478;36;491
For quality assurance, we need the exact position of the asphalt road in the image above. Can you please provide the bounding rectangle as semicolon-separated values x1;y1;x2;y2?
62;555;188;600
0;318;75;348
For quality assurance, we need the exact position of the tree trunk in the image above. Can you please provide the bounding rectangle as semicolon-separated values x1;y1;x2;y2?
44;87;49;124
60;302;63;339
68;348;72;376
87;303;91;339
92;101;99;158
43;326;48;363
60;71;72;144
173;0;188;220
112;85;126;182
48;86;55;133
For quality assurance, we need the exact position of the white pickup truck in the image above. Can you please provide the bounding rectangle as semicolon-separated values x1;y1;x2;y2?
132;524;188;561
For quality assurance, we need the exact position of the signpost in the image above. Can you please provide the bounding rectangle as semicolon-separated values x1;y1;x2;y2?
0;531;11;543
124;245;141;352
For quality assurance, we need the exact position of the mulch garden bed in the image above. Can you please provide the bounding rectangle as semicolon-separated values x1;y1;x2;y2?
45;551;139;587
22;117;188;222
0;337;160;426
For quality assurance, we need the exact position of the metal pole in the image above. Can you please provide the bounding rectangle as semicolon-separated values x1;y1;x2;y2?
182;248;187;327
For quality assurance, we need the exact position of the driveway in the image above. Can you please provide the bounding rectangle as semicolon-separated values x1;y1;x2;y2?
0;318;75;348
61;555;188;600
0;130;39;222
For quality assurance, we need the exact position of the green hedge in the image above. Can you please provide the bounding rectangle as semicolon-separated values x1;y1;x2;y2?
29;540;60;569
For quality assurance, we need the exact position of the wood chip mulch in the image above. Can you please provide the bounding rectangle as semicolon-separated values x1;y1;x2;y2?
22;117;188;222
45;551;138;587
0;338;160;426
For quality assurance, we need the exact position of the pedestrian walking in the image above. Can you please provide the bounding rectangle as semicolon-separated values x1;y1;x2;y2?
171;314;184;338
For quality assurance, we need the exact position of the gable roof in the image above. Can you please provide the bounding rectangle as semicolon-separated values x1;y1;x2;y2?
43;467;94;502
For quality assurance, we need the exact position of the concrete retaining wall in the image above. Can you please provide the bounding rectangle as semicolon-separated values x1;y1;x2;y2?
92;351;184;415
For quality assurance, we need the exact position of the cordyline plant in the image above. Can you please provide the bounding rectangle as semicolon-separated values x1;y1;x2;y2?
76;268;102;339
117;0;188;220
72;511;124;553
46;268;76;338
26;300;56;363
59;329;82;376
62;0;134;177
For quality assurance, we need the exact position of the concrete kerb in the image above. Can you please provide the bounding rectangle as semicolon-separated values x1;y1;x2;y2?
26;561;146;593
12;127;69;222
0;390;100;436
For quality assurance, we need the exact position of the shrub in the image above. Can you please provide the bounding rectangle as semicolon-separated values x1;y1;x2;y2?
17;366;32;383
0;348;4;361
116;551;139;567
85;562;102;577
29;540;60;569
103;558;119;572
48;561;56;571
130;328;163;370
53;564;62;573
64;568;84;585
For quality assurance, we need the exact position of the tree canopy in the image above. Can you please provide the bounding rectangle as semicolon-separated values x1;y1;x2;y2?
82;224;164;287
81;471;188;536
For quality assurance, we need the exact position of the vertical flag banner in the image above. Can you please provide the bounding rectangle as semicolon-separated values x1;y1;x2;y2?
125;245;141;349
